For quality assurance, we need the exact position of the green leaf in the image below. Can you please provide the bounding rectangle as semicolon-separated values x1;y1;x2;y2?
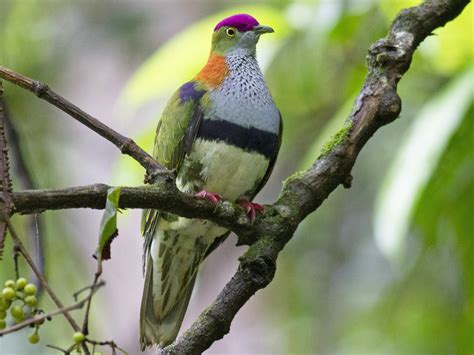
96;187;121;261
374;66;474;261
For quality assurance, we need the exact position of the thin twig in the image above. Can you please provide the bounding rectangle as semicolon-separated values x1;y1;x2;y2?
86;338;129;355
46;343;77;354
0;283;103;336
73;280;106;301
81;259;103;335
1;217;82;331
13;244;20;279
46;344;69;353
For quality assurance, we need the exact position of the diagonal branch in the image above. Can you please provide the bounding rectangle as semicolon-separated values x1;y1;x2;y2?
0;66;169;183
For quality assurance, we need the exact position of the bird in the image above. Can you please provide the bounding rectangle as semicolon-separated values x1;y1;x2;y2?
139;13;282;349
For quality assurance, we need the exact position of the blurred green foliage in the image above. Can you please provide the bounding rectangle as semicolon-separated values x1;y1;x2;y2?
0;0;472;353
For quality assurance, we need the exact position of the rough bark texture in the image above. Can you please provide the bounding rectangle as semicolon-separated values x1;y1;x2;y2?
0;0;469;353
0;83;13;258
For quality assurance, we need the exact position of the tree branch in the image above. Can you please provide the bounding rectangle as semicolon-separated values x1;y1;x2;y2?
0;0;469;353
0;82;12;258
0;66;169;183
11;184;254;240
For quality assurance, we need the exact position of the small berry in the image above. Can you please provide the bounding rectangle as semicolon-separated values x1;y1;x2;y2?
11;306;24;321
2;287;15;301
28;332;40;344
4;280;15;289
0;309;6;319
16;278;28;290
73;331;85;344
24;284;37;296
0;298;11;311
25;295;37;307
0;319;6;329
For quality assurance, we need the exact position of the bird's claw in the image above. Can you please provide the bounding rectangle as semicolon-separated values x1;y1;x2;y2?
194;190;222;204
239;200;264;221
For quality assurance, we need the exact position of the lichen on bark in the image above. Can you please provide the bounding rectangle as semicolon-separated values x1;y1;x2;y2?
318;121;353;158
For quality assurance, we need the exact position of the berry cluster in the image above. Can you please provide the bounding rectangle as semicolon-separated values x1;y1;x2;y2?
0;277;41;343
1;278;89;351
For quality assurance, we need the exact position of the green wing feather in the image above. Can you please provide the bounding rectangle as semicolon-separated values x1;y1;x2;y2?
153;92;202;171
141;86;205;256
140;84;207;348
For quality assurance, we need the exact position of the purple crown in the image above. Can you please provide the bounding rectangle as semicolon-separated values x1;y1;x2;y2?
214;14;259;32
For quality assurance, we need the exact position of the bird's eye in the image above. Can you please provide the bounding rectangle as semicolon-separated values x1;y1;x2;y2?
226;28;236;37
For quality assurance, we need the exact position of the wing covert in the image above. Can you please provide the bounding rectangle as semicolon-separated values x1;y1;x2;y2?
142;81;206;262
153;81;206;171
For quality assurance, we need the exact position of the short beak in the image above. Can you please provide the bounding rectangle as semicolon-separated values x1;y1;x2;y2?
253;25;274;34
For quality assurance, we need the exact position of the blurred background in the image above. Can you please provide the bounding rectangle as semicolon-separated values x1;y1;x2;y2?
0;0;472;354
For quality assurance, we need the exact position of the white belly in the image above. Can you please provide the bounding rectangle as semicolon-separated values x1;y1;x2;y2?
188;138;269;201
171;138;269;239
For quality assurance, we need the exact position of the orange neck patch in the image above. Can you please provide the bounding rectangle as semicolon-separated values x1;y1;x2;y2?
196;54;229;88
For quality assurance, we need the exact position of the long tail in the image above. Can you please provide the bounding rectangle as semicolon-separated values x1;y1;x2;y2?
139;209;228;349
139;252;197;349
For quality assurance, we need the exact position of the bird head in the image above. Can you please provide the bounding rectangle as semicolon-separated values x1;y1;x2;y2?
210;14;274;56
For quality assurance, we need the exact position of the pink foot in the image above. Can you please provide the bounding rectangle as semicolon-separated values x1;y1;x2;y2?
194;190;222;204
239;200;264;221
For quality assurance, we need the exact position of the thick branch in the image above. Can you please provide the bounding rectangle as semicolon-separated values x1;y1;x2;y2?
0;66;168;182
163;0;470;353
0;82;12;257
11;184;254;238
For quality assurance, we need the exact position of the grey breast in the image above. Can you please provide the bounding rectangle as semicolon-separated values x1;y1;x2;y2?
206;51;280;135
